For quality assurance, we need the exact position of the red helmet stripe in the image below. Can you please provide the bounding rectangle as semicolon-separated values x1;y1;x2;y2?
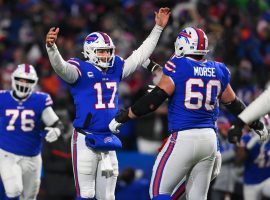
25;64;30;73
194;28;205;50
99;32;110;45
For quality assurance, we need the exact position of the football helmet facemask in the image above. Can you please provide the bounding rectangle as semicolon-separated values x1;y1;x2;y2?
82;32;115;69
175;27;209;57
11;64;38;98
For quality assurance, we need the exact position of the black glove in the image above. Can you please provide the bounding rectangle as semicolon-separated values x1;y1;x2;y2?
249;119;264;130
228;118;245;144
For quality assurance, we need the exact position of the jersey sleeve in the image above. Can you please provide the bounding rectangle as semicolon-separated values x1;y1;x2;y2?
66;57;82;77
38;92;54;108
162;57;177;84
219;63;231;92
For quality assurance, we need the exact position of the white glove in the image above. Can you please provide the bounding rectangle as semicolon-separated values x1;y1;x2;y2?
211;151;222;181
100;153;113;178
109;118;122;134
44;127;61;143
18;158;36;173
252;124;269;142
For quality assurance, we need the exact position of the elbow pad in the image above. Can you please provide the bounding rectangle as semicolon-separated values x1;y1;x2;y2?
131;86;168;117
224;97;246;117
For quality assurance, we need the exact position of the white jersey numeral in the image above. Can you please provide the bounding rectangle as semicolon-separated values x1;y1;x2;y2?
94;82;117;109
6;109;35;132
185;78;221;110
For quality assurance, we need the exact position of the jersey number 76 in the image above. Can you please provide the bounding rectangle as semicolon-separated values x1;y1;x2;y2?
6;109;35;132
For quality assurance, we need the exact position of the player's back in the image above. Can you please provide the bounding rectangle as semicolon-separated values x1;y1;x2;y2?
163;56;231;132
68;56;124;134
0;90;51;156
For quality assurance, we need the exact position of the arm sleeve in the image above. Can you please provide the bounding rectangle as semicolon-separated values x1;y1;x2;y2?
239;87;270;124
122;25;163;78
219;63;231;93
162;58;177;85
46;44;80;84
41;106;59;126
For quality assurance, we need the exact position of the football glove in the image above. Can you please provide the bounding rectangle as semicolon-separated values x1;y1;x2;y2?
228;118;245;144
228;118;269;144
109;119;122;134
44;127;61;143
252;123;269;141
109;109;130;134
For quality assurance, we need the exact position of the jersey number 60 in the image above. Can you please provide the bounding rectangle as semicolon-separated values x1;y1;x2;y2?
185;78;221;111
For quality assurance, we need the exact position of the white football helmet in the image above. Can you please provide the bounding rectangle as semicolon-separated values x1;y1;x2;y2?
82;32;115;68
175;27;209;57
11;64;38;98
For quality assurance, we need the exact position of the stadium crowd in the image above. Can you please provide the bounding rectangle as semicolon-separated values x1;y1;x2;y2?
1;0;270;199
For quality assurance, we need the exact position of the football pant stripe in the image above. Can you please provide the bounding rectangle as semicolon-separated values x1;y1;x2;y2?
153;132;178;196
171;181;186;200
72;129;81;197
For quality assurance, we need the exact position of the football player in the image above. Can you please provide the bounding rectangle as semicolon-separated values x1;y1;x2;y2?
0;64;63;200
109;27;267;200
45;7;171;200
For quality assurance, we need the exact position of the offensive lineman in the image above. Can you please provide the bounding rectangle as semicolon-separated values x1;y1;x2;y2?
0;64;63;200
45;7;171;200
109;27;268;200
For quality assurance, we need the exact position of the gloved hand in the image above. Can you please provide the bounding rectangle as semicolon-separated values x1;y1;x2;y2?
109;119;122;134
109;109;130;134
228;118;269;144
44;127;61;142
228;118;245;144
252;122;269;141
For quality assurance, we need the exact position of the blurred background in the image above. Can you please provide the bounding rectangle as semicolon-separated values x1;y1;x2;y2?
1;0;270;199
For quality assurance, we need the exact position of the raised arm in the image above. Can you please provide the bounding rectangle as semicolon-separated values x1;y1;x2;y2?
122;7;171;79
46;27;80;84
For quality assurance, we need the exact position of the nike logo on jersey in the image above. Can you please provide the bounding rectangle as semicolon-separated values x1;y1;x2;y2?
87;72;94;78
193;66;216;77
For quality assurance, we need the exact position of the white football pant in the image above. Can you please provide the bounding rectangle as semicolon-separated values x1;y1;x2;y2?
71;129;119;200
0;148;42;200
149;128;217;200
244;178;270;200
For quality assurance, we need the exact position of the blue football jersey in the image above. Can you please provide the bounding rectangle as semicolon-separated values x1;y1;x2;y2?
163;56;231;132
241;133;270;184
0;90;53;156
67;56;124;134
